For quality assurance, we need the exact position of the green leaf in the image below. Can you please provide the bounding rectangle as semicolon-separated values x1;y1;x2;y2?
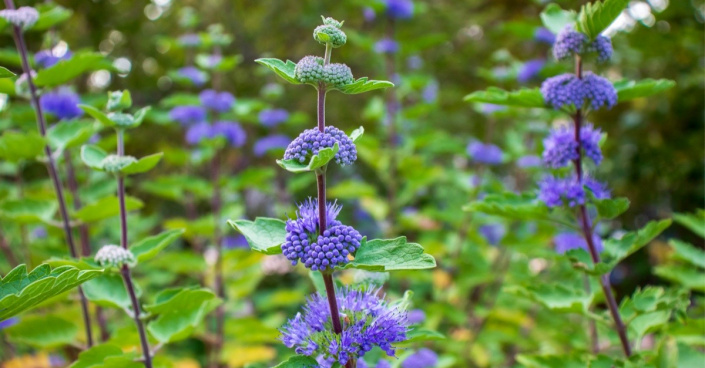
350;126;364;142
276;143;339;173
69;344;141;368
227;217;286;255
576;0;629;39
80;144;108;170
6;314;78;348
120;152;163;175
73;195;144;223
83;273;139;309
337;77;394;94
272;355;319;368
0;198;57;223
107;90;132;111
130;229;185;262
464;87;545;108
345;237;436;271
31;4;73;31
399;328;446;346
654;265;705;291
145;287;221;343
47;120;97;153
464;192;555;222
564;248;612;275
35;52;112;87
0;131;46;162
540;4;577;34
594;197;629;220
0;264;103;320
614;79;676;102
508;283;593;314
80;105;116;128
516;353;589;368
672;210;705;238
669;239;705;269
254;58;300;85
603;219;672;265
0;66;15;78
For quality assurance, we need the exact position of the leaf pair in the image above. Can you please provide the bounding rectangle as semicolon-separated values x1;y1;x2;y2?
80;145;163;176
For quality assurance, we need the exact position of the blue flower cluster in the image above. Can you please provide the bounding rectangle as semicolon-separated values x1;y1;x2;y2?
401;348;439;368
541;72;617;110
385;0;414;20
518;59;545;83
542;124;602;168
280;287;409;367
284;126;357;166
199;89;235;113
553;26;614;62
539;175;610;208
35;49;72;68
254;134;290;156
177;66;208;86
185;120;246;147
375;38;399;54
467;141;503;165
534;27;556;45
169;106;207;125
554;232;604;254
40;89;83;120
258;108;289;127
282;199;362;271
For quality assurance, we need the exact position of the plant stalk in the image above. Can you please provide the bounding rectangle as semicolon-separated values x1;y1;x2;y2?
572;55;631;357
4;0;93;347
115;129;153;368
209;150;225;368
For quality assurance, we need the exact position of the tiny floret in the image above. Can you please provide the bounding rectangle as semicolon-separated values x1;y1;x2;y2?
323;63;354;88
95;245;136;268
101;154;137;173
295;56;325;84
0;7;39;30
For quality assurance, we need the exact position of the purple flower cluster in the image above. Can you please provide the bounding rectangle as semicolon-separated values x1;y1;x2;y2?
169;105;207;125
518;59;545;83
40;89;83;120
554;232;604;254
540;73;617;110
385;0;414;20
584;177;611;199
553;26;588;61
35;49;72;68
538;175;610;208
467;141;503;165
254;135;290;156
479;224;506;246
282;199;362;271
401;348;439;368
375;38;399;54
284;126;357;166
199;89;235;113
586;35;614;63
542;127;578;168
534;27;556;45
258;108;289;127
280;287;409;366
176;66;208;86
185;121;246;147
517;155;541;168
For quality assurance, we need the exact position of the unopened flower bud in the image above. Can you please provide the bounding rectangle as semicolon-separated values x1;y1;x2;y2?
95;245;136;268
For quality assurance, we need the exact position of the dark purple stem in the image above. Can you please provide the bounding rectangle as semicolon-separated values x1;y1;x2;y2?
210;150;225;368
116;129;153;368
4;0;93;347
572;55;631;357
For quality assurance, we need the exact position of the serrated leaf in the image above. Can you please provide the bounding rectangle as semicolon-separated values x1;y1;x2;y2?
80;105;116;128
35;52;112;87
272;355;319;368
69;344;140;368
540;4;577;34
576;0;629;39
73;195;144;222
672;210;705;238
6;314;78;348
0;66;15;78
350;126;364;142
464;192;553;222
564;248;612;275
47;120;97;153
31;4;73;31
464;87;545;108
399;328;446;346
254;58;300;85
654;265;705;291
345;237;436;271
603;219;672;265
145;287;221;343
227;217;286;255
594;197;629;220
337;77;394;94
0;198;57;223
614;79;676;102
82;273;139;309
0;264;103;320
276;143;339;173
130;229;184;262
80;144;108;170
0;131;46;162
669;239;705;269
120;152;163;175
508;283;593;314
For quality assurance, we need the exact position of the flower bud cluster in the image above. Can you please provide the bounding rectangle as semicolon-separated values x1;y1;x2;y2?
95;245;136;268
284;126;357;166
101;155;137;173
553;26;614;62
0;7;39;30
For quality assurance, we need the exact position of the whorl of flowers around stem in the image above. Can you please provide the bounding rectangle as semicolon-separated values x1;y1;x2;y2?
467;141;503;165
384;0;414;20
322;63;354;88
553;26;588;61
169;105;207;125
212;121;247;148
295;56;325;84
542;124;602;168
253;134;290;156
284;126;357;166
280;287;409;366
554;232;605;254
538;175;585;208
176;66;208;86
95;245;136;268
314;17;347;48
258;108;289;127
0;7;39;30
101;155;137;173
540;73;617;111
584;177;611;199
586;35;614;63
199;89;235;113
40;89;83;120
401;348;439;368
